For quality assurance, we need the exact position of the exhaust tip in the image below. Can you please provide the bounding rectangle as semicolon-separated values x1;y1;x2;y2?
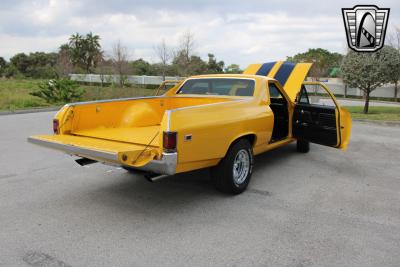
75;157;97;166
144;172;169;182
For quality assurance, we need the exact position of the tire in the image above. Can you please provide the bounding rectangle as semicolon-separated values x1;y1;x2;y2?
211;139;254;194
296;139;310;153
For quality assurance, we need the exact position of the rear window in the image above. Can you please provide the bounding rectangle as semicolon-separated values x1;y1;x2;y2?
177;78;255;97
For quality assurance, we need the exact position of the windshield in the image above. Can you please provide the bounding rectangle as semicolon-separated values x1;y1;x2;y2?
177;78;255;97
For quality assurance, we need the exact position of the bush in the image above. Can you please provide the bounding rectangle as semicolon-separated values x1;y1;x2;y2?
3;65;21;78
30;79;85;103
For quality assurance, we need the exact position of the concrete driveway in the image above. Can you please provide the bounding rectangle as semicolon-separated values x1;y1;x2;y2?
0;112;399;266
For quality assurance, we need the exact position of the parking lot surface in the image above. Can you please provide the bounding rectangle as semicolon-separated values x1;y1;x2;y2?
0;111;399;266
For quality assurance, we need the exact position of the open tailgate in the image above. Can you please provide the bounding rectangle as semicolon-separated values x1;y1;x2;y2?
28;134;159;167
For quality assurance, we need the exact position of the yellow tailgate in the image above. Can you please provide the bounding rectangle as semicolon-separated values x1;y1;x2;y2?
28;134;159;167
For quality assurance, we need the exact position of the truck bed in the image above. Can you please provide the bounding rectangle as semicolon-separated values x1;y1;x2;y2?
29;96;235;168
73;125;160;147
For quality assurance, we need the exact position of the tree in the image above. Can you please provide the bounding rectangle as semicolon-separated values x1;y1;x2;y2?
131;59;155;75
95;57;113;87
56;44;73;77
0;57;6;76
3;64;19;78
68;32;102;73
388;26;400;101
9;52;57;78
388;25;400;51
287;48;343;78
26;52;57;78
111;40;131;87
207;53;224;73
68;33;84;69
225;64;242;74
383;46;400;101
154;39;171;80
341;47;393;113
84;32;102;73
187;55;208;75
173;31;196;76
10;53;30;74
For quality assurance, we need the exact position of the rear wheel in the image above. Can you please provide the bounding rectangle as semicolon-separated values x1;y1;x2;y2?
296;139;310;153
211;139;254;194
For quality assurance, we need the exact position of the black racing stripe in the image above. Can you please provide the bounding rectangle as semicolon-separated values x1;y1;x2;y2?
255;62;276;76
274;62;296;86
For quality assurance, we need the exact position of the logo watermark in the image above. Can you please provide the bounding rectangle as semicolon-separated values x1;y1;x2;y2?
342;5;390;52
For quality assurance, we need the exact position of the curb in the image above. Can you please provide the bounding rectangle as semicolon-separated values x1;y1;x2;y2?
0;107;60;116
353;119;400;127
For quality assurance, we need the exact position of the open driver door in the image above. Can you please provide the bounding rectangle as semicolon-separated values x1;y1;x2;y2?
243;61;351;150
292;82;352;150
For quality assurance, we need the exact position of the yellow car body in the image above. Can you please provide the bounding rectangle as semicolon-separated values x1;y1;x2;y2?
28;61;352;181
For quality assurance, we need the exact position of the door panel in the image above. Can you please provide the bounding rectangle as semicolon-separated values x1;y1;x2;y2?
292;82;352;149
293;103;338;147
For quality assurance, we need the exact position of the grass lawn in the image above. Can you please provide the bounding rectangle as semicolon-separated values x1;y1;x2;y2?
0;78;157;111
0;79;49;110
345;106;400;121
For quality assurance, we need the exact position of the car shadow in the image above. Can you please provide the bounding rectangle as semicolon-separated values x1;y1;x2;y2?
81;143;299;214
252;143;298;173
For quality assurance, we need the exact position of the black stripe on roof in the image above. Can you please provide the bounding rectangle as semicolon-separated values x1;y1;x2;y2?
274;62;296;86
255;62;276;76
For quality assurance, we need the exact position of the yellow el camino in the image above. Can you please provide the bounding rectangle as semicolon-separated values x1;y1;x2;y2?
28;61;351;194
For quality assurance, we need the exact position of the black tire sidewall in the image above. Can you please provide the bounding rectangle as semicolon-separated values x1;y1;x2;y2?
296;139;310;153
216;139;254;194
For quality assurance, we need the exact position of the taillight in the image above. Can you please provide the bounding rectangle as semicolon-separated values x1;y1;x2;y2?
163;131;177;152
53;119;60;134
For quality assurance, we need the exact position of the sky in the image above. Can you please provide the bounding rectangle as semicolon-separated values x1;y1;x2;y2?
0;0;399;68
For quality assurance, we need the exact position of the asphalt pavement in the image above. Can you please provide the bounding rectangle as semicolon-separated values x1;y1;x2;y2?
0;111;399;266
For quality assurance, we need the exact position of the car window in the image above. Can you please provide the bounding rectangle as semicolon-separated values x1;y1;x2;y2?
303;84;336;107
268;83;283;99
177;78;255;96
298;86;310;104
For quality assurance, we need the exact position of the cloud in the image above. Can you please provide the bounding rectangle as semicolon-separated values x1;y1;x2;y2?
0;34;69;56
0;0;399;68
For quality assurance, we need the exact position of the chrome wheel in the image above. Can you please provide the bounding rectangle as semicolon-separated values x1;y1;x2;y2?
233;149;250;185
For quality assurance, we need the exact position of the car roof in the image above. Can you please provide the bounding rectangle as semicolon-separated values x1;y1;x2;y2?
188;73;277;81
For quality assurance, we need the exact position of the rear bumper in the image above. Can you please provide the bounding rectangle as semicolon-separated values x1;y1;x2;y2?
27;137;177;175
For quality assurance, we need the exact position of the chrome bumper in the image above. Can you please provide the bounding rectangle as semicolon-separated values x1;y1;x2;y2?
134;152;177;175
27;137;177;175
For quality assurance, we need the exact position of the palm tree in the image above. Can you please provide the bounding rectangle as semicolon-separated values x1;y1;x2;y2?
66;32;102;73
84;32;102;73
68;33;83;68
